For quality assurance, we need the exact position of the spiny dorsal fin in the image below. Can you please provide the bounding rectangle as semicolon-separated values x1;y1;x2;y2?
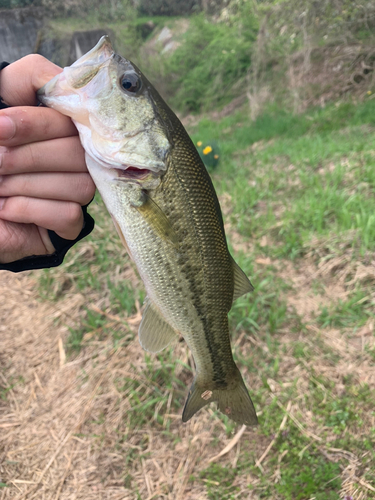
231;256;254;302
139;299;177;353
133;192;179;249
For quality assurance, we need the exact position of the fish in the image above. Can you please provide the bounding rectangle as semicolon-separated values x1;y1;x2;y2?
38;36;258;426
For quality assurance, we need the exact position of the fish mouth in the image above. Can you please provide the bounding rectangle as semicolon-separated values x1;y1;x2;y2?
85;151;163;187
115;166;153;181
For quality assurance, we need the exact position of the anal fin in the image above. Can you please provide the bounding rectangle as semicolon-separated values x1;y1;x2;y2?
139;299;177;353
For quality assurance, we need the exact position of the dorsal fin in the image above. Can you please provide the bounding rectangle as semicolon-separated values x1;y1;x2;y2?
231;256;254;302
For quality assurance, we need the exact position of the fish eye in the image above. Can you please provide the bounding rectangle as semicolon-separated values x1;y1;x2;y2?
120;72;141;94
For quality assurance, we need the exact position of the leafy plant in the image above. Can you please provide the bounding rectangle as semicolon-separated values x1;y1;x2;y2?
166;14;257;112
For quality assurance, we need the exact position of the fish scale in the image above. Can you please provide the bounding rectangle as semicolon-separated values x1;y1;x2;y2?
38;36;258;426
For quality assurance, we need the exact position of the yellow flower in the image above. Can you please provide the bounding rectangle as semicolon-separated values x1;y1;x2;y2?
197;141;202;147
203;146;213;155
367;90;372;95
214;154;219;159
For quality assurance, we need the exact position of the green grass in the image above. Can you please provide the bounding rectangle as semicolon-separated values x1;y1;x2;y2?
317;289;374;329
199;464;238;499
275;454;341;500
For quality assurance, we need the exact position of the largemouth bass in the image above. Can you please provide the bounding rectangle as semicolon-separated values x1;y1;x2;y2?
38;36;258;426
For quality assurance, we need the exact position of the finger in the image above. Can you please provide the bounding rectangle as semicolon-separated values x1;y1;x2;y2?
0;220;54;264
0;54;62;106
0;106;78;146
0;172;95;206
0;196;84;240
0;136;87;174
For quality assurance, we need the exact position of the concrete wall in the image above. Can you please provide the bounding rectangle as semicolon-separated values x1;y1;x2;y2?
37;28;113;67
0;7;112;66
0;7;43;63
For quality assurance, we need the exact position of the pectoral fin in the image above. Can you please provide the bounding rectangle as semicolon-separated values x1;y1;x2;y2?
133;192;179;248
139;299;177;353
231;256;254;302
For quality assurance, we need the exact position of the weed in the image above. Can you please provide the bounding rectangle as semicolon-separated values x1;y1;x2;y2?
275;454;341;499
325;400;355;429
200;463;238;500
316;290;374;329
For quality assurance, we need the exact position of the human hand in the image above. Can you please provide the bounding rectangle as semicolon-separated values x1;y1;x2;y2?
0;55;96;264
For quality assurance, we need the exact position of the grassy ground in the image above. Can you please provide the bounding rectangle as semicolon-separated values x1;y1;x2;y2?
1;97;375;499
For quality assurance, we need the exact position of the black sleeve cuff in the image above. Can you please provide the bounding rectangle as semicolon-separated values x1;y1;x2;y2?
0;205;95;273
0;62;10;110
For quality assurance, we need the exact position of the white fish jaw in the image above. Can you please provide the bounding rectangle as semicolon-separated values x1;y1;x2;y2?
74;121;167;187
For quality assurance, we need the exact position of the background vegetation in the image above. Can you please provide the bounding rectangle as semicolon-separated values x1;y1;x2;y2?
1;1;375;499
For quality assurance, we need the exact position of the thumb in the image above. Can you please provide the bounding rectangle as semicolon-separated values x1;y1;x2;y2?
0;54;62;107
0;220;55;264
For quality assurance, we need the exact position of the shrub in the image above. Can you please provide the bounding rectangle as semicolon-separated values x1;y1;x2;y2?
167;14;257;112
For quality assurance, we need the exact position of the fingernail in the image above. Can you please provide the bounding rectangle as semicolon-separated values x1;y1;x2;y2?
0;198;5;210
0;116;16;140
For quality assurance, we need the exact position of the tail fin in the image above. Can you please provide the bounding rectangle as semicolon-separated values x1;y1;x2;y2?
182;370;258;426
